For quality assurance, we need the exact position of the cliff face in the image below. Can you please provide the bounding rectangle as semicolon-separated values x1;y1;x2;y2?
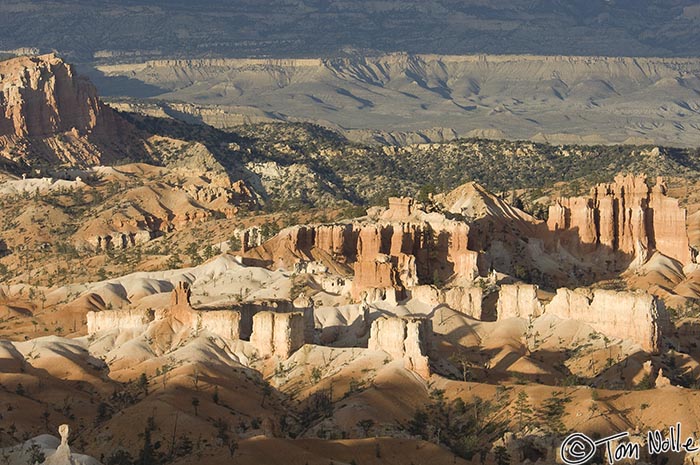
411;285;484;319
368;316;431;379
0;54;108;138
547;175;693;266
250;311;305;359
496;284;543;321
246;197;480;300
545;288;667;353
0;53;143;166
87;308;153;333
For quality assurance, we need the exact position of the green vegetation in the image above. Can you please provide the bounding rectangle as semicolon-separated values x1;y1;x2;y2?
406;388;510;461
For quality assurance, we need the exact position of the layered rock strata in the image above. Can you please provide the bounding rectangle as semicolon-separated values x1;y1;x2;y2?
410;285;484;319
87;308;153;334
545;288;666;353
496;284;543;320
0;53;142;166
88;282;241;340
246;197;480;301
250;311;305;359
547;175;692;265
368;316;431;379
0;54;114;139
87;283;309;358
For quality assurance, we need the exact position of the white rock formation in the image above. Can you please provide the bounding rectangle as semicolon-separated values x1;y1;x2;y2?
250;311;305;359
368;316;431;379
87;309;153;334
496;284;543;320
545;288;666;353
411;285;483;319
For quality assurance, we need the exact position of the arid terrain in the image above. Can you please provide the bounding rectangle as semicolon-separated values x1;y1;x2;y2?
2;51;700;465
2;0;699;59
92;53;700;147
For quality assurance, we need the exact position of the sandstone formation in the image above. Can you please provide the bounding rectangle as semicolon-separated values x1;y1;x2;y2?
381;196;415;221
245;197;480;301
87;308;153;334
0;53;139;166
496;284;543;321
42;424;76;465
241;226;263;252
250;311;305;359
88;282;241;341
198;310;241;340
547;175;693;266
368;316;431;379
0;54;109;139
545;288;666;353
75;177;257;252
85;281;309;355
411;285;484;319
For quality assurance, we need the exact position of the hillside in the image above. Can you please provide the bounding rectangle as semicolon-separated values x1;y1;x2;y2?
96;53;700;147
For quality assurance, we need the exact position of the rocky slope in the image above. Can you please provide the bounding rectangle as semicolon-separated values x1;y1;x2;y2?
0;54;148;167
0;175;700;464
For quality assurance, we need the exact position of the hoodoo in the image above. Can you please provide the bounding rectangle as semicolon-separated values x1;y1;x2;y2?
548;174;693;266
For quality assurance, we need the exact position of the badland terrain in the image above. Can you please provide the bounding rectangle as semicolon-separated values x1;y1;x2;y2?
1;50;700;465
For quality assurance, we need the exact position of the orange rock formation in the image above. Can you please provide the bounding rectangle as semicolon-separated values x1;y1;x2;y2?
245;197;480;300
548;174;693;265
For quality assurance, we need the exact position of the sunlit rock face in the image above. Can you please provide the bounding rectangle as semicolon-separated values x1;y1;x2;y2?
368;316;431;379
548;174;692;266
545;288;667;353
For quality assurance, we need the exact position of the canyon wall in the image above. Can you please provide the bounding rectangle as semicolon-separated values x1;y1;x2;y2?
250;311;305;359
368;316;431;379
545;288;666;353
547;175;692;265
496;284;543;320
247;197;480;301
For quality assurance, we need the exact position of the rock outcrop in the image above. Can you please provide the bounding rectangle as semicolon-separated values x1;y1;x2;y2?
0;53;140;166
545;288;666;353
496;284;543;320
245;197;480;301
368;316;431;379
250;311;305;359
42;424;76;465
0;54;110;139
411;285;484;319
87;308;153;334
87;282;242;341
547;175;692;266
199;311;241;340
